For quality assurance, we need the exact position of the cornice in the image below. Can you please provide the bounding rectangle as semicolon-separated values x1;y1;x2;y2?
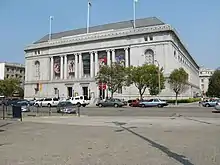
24;24;172;51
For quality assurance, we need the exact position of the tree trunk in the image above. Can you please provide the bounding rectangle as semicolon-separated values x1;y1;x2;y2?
175;93;178;105
111;91;114;99
139;89;143;101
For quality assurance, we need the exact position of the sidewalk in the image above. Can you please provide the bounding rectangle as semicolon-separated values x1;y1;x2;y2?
168;102;200;108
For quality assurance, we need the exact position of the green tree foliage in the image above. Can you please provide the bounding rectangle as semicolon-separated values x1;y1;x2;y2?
0;78;23;98
96;63;128;98
168;68;188;104
206;70;220;97
127;64;165;100
148;67;165;96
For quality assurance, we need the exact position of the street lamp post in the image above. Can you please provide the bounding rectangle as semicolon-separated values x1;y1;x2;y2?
154;60;160;96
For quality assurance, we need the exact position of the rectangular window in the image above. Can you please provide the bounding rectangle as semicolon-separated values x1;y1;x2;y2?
201;79;204;83
149;36;153;41
144;36;148;41
117;87;122;94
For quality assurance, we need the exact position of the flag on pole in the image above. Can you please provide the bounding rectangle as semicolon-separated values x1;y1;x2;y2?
88;0;92;6
50;16;54;20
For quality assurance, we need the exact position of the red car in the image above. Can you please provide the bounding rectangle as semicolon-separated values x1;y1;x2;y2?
129;100;140;107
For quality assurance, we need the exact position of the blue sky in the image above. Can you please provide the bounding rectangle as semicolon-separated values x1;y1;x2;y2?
0;0;219;68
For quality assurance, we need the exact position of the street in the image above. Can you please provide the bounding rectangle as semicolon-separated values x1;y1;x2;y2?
0;105;220;164
22;105;220;118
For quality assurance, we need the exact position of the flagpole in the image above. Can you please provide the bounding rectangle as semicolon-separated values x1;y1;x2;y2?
87;0;91;33
133;0;136;29
49;16;53;40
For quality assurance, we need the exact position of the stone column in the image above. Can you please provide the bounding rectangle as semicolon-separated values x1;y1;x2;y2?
107;50;111;66
94;51;98;76
125;47;129;67
60;56;64;79
74;54;78;79
90;52;94;78
111;49;116;63
64;55;67;79
78;53;82;78
50;56;54;80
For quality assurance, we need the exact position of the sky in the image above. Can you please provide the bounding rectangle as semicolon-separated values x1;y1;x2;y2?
0;0;219;69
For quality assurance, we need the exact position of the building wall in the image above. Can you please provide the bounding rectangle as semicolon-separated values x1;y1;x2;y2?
24;25;200;100
0;63;5;80
199;68;214;94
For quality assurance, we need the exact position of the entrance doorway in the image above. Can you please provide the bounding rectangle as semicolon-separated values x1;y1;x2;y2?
67;87;73;98
82;87;88;97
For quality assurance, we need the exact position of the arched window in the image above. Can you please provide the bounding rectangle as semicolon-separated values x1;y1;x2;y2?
144;49;154;64
35;61;40;79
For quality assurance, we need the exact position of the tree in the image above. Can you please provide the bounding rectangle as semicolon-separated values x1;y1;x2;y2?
206;70;220;97
148;67;165;96
96;63;128;98
127;64;164;100
0;78;22;98
168;68;188;105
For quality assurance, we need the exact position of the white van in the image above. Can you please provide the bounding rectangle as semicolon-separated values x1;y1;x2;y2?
68;95;90;107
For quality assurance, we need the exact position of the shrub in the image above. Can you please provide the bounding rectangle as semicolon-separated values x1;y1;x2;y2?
166;98;201;104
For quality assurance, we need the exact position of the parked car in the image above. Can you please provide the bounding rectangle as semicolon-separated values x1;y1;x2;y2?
34;98;60;107
202;99;219;107
129;99;141;107
68;95;90;107
96;98;125;107
57;101;77;114
139;98;168;108
14;101;31;112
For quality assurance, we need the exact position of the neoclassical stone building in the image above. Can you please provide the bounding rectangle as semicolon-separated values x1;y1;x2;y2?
24;17;200;102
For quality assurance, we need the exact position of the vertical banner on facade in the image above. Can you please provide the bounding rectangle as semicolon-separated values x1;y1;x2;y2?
115;54;125;66
98;56;107;68
39;83;42;92
54;58;60;76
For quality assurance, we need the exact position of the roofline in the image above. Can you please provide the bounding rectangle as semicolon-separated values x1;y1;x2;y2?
24;24;199;69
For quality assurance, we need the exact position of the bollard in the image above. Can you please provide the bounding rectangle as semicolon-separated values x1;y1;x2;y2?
49;107;51;116
2;105;5;120
77;106;80;117
37;106;39;114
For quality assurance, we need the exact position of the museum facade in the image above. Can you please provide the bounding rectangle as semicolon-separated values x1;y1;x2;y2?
24;17;200;102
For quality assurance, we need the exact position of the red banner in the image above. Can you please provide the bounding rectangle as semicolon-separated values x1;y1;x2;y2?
99;83;106;90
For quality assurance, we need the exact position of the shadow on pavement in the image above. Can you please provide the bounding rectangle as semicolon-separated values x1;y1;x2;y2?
113;121;194;165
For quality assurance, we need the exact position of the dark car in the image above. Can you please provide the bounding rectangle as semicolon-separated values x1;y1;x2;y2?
96;98;125;108
57;101;77;114
14;101;31;112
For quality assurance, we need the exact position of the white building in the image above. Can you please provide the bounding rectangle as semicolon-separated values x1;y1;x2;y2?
24;17;200;102
199;67;214;95
0;62;25;81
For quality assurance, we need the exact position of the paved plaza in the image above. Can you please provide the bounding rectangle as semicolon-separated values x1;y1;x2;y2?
0;106;220;165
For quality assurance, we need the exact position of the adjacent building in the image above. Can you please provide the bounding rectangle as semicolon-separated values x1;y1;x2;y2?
0;62;25;81
24;17;200;102
199;67;214;95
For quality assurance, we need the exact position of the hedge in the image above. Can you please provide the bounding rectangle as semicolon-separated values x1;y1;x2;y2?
166;98;201;104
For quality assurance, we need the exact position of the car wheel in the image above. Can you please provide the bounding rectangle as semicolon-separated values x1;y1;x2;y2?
157;104;163;108
114;104;119;108
141;104;145;108
82;104;86;107
35;104;39;107
77;103;81;107
98;104;103;107
48;104;51;107
205;104;210;107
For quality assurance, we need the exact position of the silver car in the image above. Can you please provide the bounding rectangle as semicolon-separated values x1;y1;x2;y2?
15;101;31;112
